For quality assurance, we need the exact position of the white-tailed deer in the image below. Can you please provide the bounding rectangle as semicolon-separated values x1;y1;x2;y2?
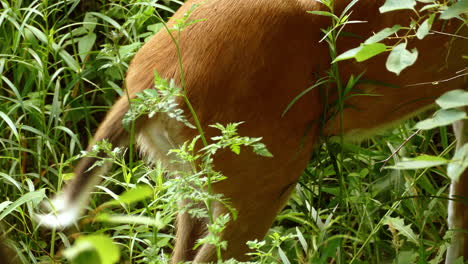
37;0;467;263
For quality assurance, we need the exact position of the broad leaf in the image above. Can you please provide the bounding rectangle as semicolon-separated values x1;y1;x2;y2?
395;250;418;263
83;13;97;32
436;89;468;109
365;25;401;44
380;0;416;13
440;0;468;19
415;109;466;130
355;43;388;61
334;46;362;62
64;235;120;264
334;43;388;62
78;33;96;62
386;43;418;75
416;16;433;39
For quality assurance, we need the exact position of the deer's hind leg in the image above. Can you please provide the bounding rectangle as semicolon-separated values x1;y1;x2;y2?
192;184;297;262
172;200;208;263
446;107;468;264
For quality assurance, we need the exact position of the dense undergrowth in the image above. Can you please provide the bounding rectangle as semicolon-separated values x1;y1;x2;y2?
0;0;465;263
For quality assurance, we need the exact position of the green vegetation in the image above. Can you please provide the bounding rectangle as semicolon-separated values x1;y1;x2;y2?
0;0;466;263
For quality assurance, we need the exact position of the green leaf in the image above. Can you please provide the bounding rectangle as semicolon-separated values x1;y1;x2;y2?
355;43;387;62
296;227;308;251
390;155;448;170
118;42;141;58
95;213;168;230
383;216;419;245
230;144;241;154
63;172;75;181
447;144;468;182
415;109;466;130
394;250;418;264
334;46;362;62
420;3;441;12
64;235;120;264
365;25;401;44
59;49;81;72
278;247;291;264
379;0;416;13
78;33;96;62
416;16;433;40
307;10;339;20
0;202;13;215
103;185;153;207
386;43;418;75
0;111;20;142
440;0;468;19
252;143;273;157
436;89;468;109
0;189;45;221
83;13;97;32
147;23;164;34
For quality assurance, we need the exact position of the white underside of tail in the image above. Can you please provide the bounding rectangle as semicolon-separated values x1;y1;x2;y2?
34;195;81;229
35;165;108;229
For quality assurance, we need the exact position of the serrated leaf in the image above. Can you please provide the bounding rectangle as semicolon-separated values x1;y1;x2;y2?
355;43;387;61
447;144;468;182
436;89;468;109
390;155;448;170
253;143;273;157
415;109;466;130
380;0;416;13
230;144;241;155
64;235;120;264
440;0;468;20
383;216;419;245
365;25;402;44
386;43;418;75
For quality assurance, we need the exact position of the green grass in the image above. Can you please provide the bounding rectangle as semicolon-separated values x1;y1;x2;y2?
0;0;459;263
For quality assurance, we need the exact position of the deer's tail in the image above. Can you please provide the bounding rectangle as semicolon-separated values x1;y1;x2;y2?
36;96;131;228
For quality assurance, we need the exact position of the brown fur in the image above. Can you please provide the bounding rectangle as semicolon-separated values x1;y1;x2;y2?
59;0;467;263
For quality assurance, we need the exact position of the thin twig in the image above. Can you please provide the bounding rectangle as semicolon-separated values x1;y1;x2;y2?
430;30;468;40
406;70;468;87
377;129;421;170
